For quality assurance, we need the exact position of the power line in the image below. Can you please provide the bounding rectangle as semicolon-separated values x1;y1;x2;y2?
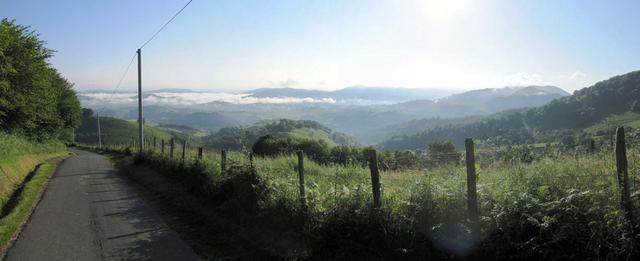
139;0;194;49
95;52;137;115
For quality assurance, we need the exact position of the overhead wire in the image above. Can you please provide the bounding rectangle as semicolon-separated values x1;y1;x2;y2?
92;0;194;147
139;0;194;49
95;52;137;115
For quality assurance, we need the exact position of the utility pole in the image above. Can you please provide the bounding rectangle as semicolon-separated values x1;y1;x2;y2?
137;48;144;153
97;114;102;148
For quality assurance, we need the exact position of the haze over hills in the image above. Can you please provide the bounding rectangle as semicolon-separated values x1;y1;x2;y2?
246;86;454;104
379;70;640;150
78;85;570;145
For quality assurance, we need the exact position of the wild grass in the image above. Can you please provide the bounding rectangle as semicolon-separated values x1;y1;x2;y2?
0;162;58;252
0;133;65;159
0;133;67;208
96;142;640;260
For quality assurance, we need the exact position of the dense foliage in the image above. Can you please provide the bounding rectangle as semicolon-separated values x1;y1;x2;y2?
203;119;357;151
0;19;80;140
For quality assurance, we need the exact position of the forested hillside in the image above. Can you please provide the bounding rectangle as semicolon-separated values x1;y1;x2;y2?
76;109;177;146
380;70;640;149
0;19;80;140
202;119;357;151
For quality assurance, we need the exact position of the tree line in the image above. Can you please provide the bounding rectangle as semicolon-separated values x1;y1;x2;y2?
0;19;81;140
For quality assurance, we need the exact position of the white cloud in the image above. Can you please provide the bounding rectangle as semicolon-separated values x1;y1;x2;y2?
569;70;587;80
269;78;299;88
80;92;336;106
502;72;547;86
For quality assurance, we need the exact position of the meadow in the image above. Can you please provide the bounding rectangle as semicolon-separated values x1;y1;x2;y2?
95;140;640;260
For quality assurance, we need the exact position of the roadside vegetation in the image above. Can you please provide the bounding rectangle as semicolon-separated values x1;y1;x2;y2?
94;134;640;260
0;134;69;251
0;19;80;251
0;161;59;251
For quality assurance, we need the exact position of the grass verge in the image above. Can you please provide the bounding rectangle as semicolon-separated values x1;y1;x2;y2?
0;158;64;253
97;145;640;260
110;153;306;260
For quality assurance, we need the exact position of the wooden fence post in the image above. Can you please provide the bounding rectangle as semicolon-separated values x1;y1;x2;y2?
161;139;165;155
249;152;254;168
198;147;203;160
297;150;306;209
615;127;633;222
590;139;595;153
170;138;175;158
465;138;480;240
181;140;187;162
221;149;227;174
153;136;157;151
367;149;381;209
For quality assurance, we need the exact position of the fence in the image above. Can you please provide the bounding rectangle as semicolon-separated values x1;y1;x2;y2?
89;126;639;236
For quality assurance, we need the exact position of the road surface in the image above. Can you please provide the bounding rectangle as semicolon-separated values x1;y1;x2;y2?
5;149;199;261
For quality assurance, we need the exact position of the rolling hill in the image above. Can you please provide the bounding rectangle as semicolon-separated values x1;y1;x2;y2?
379;70;640;150
76;109;178;146
78;85;570;145
202;119;358;150
245;86;451;103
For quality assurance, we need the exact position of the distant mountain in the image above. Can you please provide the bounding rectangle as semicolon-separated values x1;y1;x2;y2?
440;85;568;104
77;85;571;145
143;88;204;94
378;70;640;150
245;86;452;103
388;85;568;117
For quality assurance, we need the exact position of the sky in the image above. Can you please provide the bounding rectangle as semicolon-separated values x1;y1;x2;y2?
2;0;639;92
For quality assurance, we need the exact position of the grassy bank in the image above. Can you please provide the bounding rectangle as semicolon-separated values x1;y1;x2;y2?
0;133;69;251
0;133;67;204
99;143;640;260
0;162;60;251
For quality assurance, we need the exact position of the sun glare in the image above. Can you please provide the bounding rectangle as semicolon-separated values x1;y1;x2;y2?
419;0;474;24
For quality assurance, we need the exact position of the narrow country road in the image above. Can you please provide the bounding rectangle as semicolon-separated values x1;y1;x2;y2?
5;149;199;261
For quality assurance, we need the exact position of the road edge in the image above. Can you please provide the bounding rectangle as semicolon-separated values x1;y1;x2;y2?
0;154;70;261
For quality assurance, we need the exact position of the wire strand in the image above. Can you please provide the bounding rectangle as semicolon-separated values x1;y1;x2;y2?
139;0;194;49
96;52;137;115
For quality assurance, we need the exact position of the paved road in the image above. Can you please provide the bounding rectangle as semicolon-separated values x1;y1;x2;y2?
5;149;199;261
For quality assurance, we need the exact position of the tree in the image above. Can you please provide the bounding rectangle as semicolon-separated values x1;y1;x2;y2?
428;140;456;155
0;19;80;140
252;135;290;156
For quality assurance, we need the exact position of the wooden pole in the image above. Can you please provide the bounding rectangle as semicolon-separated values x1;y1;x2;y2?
161;139;165;155
137;48;144;154
198;147;203;160
367;150;381;209
153;136;157;151
96;114;102;148
249;152;254;168
181;140;187;162
221;149;227;174
465;138;480;240
615;127;633;222
297;150;306;209
170;138;175;158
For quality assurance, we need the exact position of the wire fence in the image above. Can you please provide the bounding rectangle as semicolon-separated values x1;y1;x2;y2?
80;127;640;233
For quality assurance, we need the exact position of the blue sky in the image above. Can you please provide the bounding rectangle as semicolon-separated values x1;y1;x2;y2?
2;0;639;92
